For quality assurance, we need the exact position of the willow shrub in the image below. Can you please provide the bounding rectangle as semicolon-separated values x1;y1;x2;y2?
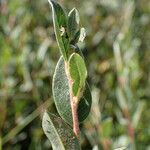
42;0;92;149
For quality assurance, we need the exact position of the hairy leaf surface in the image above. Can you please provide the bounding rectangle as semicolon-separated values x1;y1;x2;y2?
53;56;92;125
42;112;80;150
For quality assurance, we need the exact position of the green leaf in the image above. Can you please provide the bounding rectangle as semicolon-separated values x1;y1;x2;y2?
42;112;81;150
68;8;79;39
48;0;69;60
71;30;80;44
53;56;92;125
77;82;92;122
69;53;87;96
52;56;72;124
101;118;112;139
116;88;127;110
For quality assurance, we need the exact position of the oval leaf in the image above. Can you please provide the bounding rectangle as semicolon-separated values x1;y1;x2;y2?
68;8;80;39
48;0;69;60
53;56;92;125
52;56;72;124
69;53;87;96
42;112;80;150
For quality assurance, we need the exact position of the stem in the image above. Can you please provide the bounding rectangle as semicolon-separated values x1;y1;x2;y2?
65;62;79;137
102;139;110;150
71;97;79;136
123;108;135;141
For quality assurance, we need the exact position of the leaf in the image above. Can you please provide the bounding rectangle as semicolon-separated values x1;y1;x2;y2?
48;0;69;60
68;8;79;39
52;56;71;124
42;112;81;150
116;88;127;110
69;53;87;96
114;147;127;150
71;30;81;44
79;28;86;42
77;82;92;122
132;101;145;129
101;118;112;139
53;56;92;125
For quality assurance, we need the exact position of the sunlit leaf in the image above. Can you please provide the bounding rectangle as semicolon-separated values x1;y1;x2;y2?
69;53;87;96
79;28;86;42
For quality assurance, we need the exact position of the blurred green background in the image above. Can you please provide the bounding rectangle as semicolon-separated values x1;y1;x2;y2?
0;0;150;149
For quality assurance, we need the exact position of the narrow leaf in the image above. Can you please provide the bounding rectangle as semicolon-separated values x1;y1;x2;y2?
79;28;86;42
132;101;145;129
53;56;92;125
116;88;127;110
68;8;80;39
48;0;69;60
42;112;80;150
69;53;87;96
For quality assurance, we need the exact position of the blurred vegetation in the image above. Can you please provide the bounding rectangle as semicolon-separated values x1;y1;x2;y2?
0;0;150;149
